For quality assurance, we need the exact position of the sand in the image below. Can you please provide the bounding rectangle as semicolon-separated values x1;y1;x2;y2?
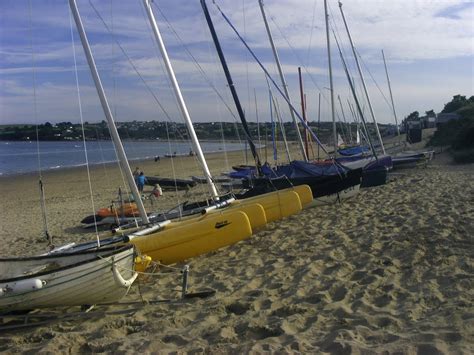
0;137;473;353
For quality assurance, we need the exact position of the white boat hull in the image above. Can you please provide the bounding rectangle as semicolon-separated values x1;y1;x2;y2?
0;245;136;312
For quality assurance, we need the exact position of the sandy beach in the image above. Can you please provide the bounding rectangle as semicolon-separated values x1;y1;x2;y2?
0;136;473;353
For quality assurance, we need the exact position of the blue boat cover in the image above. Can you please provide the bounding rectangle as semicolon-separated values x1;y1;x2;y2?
338;146;370;156
230;161;348;179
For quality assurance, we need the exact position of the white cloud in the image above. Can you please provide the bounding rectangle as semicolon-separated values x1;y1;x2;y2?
1;0;472;125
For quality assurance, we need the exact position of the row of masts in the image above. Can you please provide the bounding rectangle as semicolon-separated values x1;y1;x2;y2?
67;0;401;227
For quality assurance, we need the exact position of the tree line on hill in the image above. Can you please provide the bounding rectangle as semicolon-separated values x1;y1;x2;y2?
426;95;474;163
0;119;393;145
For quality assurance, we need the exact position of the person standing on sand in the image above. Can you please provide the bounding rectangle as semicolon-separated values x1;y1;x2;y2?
133;167;140;178
136;172;147;193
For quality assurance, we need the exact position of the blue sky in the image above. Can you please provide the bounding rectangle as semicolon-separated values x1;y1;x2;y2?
1;0;473;126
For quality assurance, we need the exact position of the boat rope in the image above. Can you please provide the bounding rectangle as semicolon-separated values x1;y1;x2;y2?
267;8;327;103
305;0;318;66
68;5;100;243
87;0;189;144
268;5;351;140
28;0;52;245
357;50;394;112
268;84;278;164
211;2;331;157
152;1;248;170
151;2;241;125
98;254;186;275
333;30;379;162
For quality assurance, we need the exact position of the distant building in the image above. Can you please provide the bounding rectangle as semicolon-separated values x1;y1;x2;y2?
420;115;436;128
436;113;461;126
406;121;422;143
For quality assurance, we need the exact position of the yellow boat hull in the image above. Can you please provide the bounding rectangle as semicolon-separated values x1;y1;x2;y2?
116;187;309;265
291;184;313;207
130;210;252;265
165;202;267;231
235;188;302;222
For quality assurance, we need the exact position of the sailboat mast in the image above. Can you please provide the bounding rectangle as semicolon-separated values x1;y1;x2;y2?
143;0;218;199
258;0;306;161
338;1;386;155
335;34;378;161
68;0;149;224
39;180;52;245
382;49;401;145
324;0;338;156
317;92;321;160
200;0;262;172
298;67;309;158
338;95;351;144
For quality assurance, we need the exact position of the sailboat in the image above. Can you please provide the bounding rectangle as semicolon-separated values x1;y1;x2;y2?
51;0;311;266
203;0;362;206
0;244;137;312
332;1;392;186
0;1;141;313
380;50;434;168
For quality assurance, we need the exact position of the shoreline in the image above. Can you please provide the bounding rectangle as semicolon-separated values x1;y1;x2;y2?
0;144;252;179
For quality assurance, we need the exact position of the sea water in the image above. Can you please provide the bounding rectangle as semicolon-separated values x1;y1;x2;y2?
0;140;246;176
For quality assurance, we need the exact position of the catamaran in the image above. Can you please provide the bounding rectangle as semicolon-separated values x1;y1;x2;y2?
50;0;311;266
203;0;362;206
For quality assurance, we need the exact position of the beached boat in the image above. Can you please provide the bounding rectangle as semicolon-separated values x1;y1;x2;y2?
337;154;392;187
392;150;434;168
202;0;361;205
0;245;137;312
65;0;257;259
191;175;231;184
62;0;309;267
81;201;140;228
229;161;362;204
144;176;196;190
52;184;309;265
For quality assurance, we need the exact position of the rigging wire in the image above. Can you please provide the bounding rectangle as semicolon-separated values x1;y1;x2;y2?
242;0;252;128
153;1;247;168
151;2;240;124
267;4;348;141
142;3;217;199
89;0;210;204
305;0;319;66
211;1;331;157
108;0;139;221
356;49;394;111
28;0;51;244
68;2;100;242
200;10;245;170
87;0;187;143
267;10;327;102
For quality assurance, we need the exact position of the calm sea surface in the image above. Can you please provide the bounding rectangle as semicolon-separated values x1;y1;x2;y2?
0;140;245;176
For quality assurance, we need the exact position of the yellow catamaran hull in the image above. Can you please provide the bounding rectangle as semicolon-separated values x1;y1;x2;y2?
121;185;311;265
131;210;253;265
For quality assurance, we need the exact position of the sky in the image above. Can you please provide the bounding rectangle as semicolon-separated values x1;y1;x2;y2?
0;0;473;127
